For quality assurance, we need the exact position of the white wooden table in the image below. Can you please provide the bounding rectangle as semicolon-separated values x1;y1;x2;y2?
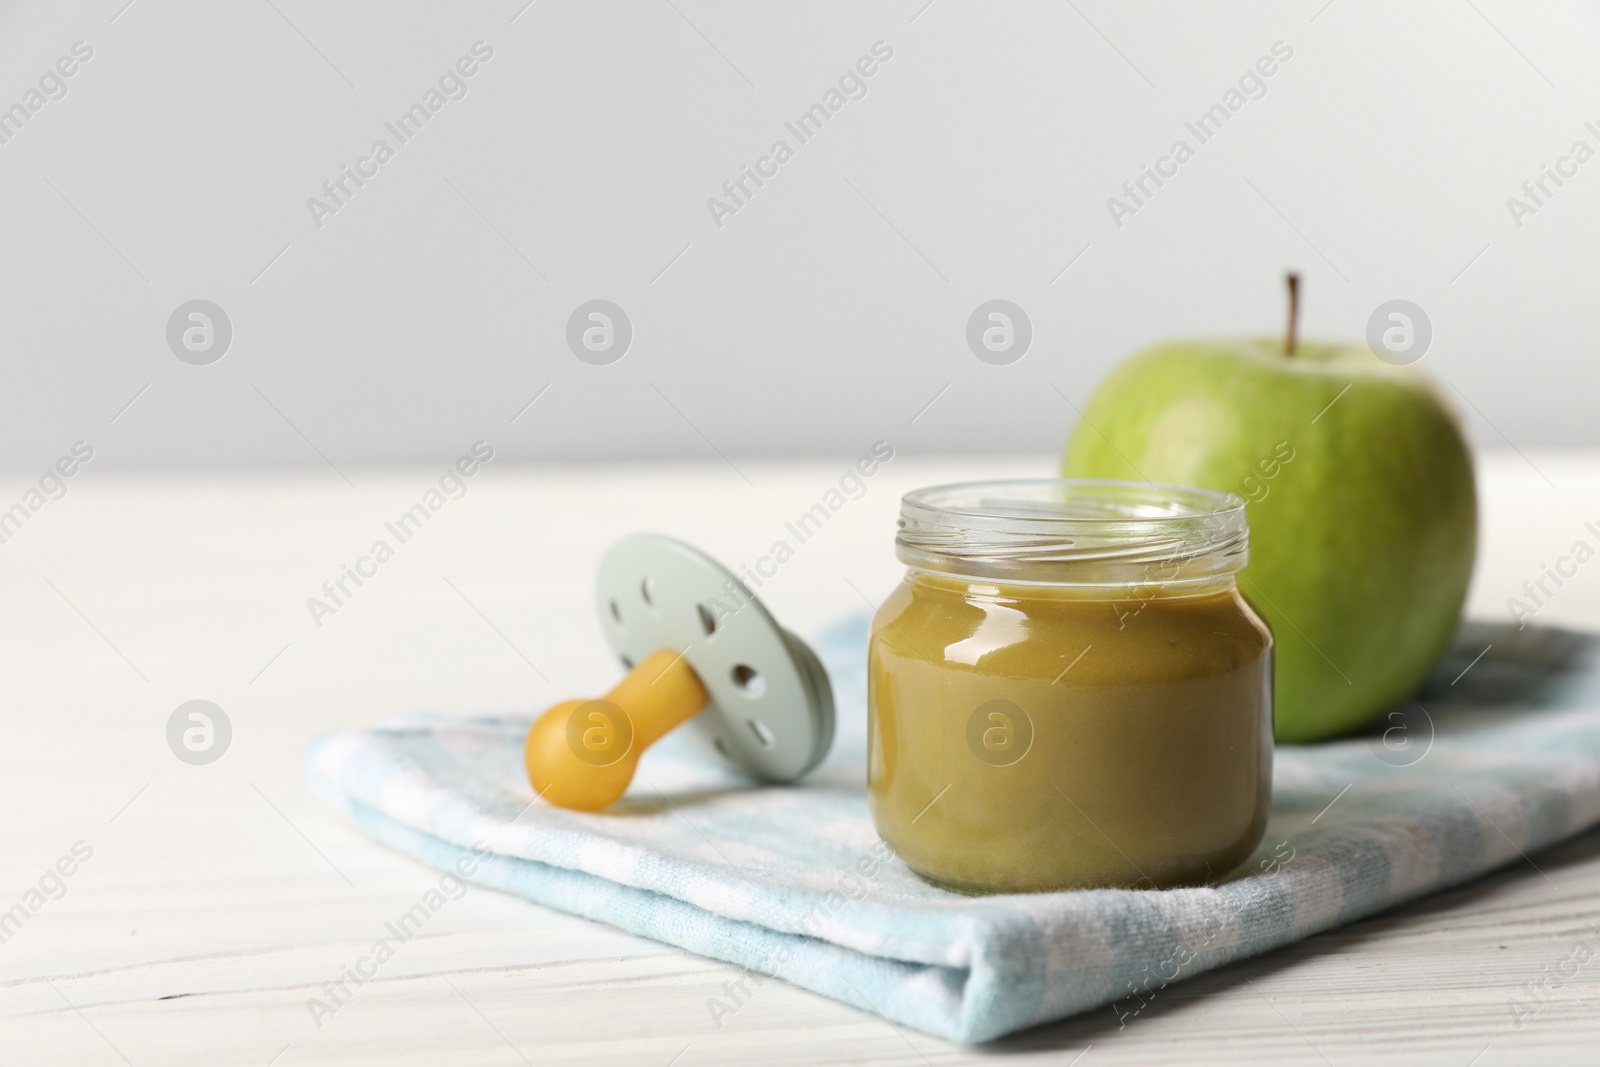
1;452;1597;1065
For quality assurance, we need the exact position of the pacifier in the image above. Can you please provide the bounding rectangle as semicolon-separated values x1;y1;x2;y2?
525;534;835;811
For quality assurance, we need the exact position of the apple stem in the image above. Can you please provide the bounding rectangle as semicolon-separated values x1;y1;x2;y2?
1284;272;1300;358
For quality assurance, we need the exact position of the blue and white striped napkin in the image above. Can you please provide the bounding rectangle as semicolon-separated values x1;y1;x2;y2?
304;618;1600;1042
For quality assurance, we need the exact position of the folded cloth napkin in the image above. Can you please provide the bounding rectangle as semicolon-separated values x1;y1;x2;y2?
304;618;1600;1043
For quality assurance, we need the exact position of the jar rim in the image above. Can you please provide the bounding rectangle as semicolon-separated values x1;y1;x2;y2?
896;478;1249;585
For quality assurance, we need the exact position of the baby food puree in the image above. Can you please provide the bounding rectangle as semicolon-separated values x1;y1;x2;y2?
868;480;1273;893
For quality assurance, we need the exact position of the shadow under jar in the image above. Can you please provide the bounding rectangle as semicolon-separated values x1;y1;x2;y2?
868;479;1274;894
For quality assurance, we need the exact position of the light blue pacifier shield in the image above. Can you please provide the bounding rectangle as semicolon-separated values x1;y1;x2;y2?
594;534;834;782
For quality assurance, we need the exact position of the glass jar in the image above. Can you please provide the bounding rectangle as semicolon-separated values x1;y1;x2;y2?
868;479;1273;894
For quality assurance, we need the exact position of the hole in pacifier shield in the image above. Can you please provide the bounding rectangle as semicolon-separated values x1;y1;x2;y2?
1366;703;1434;768
566;699;633;767
166;700;232;765
966;699;1033;766
166;300;233;366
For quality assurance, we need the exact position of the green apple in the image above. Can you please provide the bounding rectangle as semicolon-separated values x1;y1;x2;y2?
1061;338;1477;742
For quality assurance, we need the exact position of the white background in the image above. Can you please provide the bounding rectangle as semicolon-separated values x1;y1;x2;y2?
2;0;1598;471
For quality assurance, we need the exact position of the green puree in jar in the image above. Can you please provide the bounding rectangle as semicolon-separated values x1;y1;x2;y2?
868;480;1274;894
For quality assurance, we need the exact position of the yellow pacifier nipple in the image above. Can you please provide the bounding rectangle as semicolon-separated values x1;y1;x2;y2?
525;649;708;812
